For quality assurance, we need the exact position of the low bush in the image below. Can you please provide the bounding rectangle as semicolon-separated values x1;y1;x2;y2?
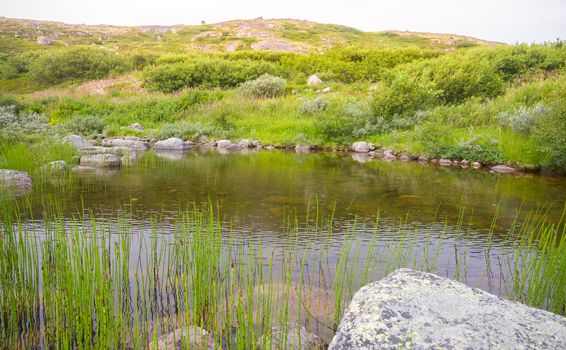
496;103;550;134
239;74;286;98
52;115;106;138
533;96;566;169
28;47;131;84
0;105;49;134
300;97;329;115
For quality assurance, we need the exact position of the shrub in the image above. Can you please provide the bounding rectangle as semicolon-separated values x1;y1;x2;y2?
52;115;106;138
29;47;131;84
533;97;566;169
300;97;328;115
144;58;280;92
496;103;550;134
371;73;440;119
155;122;229;141
0;106;48;134
239;74;286;98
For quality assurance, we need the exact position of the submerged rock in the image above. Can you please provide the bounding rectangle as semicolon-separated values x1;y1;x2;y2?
0;170;32;193
80;154;121;168
148;326;217;350
351;142;371;153
154;138;191;151
64;134;93;150
328;268;566;350
259;325;326;350
491;165;516;173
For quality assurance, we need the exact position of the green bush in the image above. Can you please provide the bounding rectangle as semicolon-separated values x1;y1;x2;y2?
144;58;280;92
300;97;329;115
239;74;286;98
52;115;106;138
496;103;550;134
371;73;440;119
533;96;566;169
29;47;131;84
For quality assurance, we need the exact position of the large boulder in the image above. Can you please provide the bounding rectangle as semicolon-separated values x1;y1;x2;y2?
64;134;93;150
352;142;371;153
129;122;145;131
328;268;566;350
154;138;191;151
102;138;149;151
216;140;234;149
259;325;325;350
0;170;32;193
37;36;52;45
80;154;121;168
148;326;218;350
307;74;323;86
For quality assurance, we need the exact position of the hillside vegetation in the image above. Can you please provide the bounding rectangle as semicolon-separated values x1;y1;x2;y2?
0;17;565;172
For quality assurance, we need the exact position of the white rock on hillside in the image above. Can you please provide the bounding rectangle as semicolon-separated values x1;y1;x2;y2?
328;268;566;350
64;134;93;150
307;74;323;85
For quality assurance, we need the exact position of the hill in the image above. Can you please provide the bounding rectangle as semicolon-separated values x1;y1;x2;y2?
0;17;500;54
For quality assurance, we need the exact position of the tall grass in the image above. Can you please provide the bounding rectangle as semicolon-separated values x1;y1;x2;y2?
0;199;564;349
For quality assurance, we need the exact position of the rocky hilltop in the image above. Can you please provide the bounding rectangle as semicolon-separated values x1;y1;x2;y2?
0;16;500;54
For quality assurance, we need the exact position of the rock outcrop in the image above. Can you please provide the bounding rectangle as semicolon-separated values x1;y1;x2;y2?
307;74;323;86
329;268;566;350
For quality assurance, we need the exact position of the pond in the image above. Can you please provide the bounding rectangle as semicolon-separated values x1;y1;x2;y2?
2;147;565;348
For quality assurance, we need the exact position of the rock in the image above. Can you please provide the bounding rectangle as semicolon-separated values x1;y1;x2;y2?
383;149;395;157
321;87;331;93
418;155;429;163
329;268;566;350
295;144;313;153
251;140;261;148
216;140;233;149
64;135;94;150
37;36;52;45
259;325;325;350
399;155;411;162
44;160;67;174
0;170;32;193
102;138;149;151
265;146;275;151
148;326;217;350
472;161;482;169
155;150;187;160
439;159;453;166
80;154;121;168
129;122;144;131
154;138;191;151
384;154;397;161
238;139;252;148
491;165;517;173
307;74;323;86
461;159;470;166
351;142;371;153
199;135;210;144
430;159;439;163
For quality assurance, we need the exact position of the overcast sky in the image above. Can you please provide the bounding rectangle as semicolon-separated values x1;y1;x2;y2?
1;0;565;43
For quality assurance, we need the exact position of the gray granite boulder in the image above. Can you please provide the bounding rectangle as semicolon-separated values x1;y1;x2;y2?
0;170;32;193
154;138;190;151
129;122;145;131
102;138;149;151
148;326;218;350
295;144;313;153
216;140;234;149
80;154;121;168
64;134;93;150
328;268;566;350
259;325;325;350
352;142;371;153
